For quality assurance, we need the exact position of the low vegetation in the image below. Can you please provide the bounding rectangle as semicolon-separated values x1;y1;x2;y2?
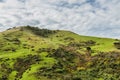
0;26;119;80
23;26;57;37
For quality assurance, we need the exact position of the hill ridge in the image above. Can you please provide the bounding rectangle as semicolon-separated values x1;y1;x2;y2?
0;26;120;80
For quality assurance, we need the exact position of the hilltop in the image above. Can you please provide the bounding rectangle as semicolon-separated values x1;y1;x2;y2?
0;26;120;80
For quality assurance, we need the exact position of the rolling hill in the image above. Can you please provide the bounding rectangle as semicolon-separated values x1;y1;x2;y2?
0;26;120;80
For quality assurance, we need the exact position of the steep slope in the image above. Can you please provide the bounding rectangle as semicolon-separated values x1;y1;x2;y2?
0;26;120;80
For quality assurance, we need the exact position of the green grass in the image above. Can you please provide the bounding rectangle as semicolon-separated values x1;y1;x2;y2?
0;26;119;80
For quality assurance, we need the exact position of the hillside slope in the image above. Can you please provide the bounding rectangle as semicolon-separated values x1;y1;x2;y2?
0;26;120;80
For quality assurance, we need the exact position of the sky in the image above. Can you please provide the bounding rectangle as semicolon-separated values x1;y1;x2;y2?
0;0;120;38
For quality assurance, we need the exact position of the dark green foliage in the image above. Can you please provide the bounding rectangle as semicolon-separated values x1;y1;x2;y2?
64;37;75;41
114;42;120;49
86;47;91;51
51;46;77;63
85;40;96;46
1;37;20;52
14;54;41;78
37;48;55;53
3;47;16;52
68;42;84;47
0;26;120;80
86;47;92;56
35;63;70;80
35;46;120;80
11;38;21;45
0;59;13;79
68;40;96;48
4;37;20;44
24;26;56;37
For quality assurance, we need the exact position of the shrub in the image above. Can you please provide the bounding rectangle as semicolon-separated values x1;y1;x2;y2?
24;26;56;37
114;42;120;49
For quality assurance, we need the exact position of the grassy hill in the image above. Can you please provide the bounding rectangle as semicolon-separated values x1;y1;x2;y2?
0;26;120;80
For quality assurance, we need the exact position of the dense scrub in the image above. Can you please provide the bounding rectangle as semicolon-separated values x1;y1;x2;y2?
23;26;57;37
0;26;120;80
35;46;120;80
1;44;119;80
0;54;41;80
114;41;120;49
14;54;41;79
0;58;12;80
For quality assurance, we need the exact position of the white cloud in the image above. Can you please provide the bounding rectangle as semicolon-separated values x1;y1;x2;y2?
0;0;120;38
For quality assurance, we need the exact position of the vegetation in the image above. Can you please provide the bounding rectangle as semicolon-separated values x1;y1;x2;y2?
114;41;120;49
23;26;57;37
0;26;119;80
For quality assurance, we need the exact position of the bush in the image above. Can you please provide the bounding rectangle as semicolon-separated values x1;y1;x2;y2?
114;42;120;49
24;26;56;37
14;54;41;78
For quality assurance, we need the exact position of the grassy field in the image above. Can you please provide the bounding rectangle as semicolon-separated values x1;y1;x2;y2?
0;26;119;80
